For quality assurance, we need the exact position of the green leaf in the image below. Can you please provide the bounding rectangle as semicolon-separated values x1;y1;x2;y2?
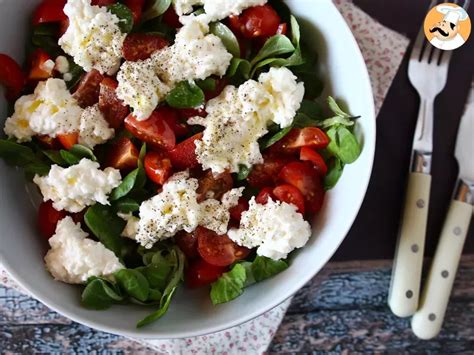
237;165;251;181
289;15;300;46
108;3;134;33
23;162;50;176
227;58;251;79
251;256;288;282
259;126;293;149
81;277;124;310
328;97;351;118
318;116;355;129
298;99;323;118
59;150;81;165
114;269;150;302
0;140;37;166
250;35;295;66
327;127;361;164
31;23;62;57
66;59;86;90
210;263;247;305
142;0;172;22
293;113;319;128
110;168;140;201
42;150;67;166
138;18;176;41
196;78;216;92
166;81;205;109
136;287;176;327
324;157;344;190
139;263;171;290
114;197;140;213
70;144;98;161
209;22;241;58
297;71;324;98
84;204;125;256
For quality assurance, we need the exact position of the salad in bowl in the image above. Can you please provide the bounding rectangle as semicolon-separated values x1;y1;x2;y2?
0;0;363;328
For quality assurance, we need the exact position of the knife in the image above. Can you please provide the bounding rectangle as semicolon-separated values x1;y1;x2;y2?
411;83;474;339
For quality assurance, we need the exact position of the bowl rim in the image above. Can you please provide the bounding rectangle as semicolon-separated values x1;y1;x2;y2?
0;0;376;339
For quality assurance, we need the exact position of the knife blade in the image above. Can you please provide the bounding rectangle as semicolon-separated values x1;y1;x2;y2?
411;82;474;339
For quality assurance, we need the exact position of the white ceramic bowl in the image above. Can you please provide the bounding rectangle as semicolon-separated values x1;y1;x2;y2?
0;0;375;338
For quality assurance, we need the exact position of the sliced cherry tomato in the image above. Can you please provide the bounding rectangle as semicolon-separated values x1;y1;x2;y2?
255;187;274;205
28;49;53;81
105;137;139;171
247;156;293;188
239;5;281;39
36;135;61;150
271;127;330;153
168;133;202;170
32;0;67;26
162;6;182;28
273;184;305;214
300;147;328;177
196;170;233;202
98;77;128;129
185;259;226;288
124;109;176;151
277;23;288;35
278;161;325;216
159;106;189;138
57;132;79;150
196;227;251;267
144;151;172;185
91;0;116;6
177;107;207;120
72;69;104;108
204;78;228;101
124;0;145;24
0;54;26;101
122;33;169;61
229;198;249;222
59;19;69;37
175;231;199;259
38;201;67;239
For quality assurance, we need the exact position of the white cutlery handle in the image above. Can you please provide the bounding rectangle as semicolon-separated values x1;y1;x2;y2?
388;172;431;317
411;200;472;339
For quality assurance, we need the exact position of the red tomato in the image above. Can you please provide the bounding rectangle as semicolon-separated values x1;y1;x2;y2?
162;6;182;28
300;147;328;177
239;5;281;39
278;161;325;216
273;184;306;214
204;78;228;101
122;33;169;61
175;231;199;259
124;0;145;24
57;132;79;150
36;135;61;150
144;151;173;185
124;110;176;151
271;128;330;153
32;0;67;26
196;227;251;267
255;187;274;205
59;19;69;37
105;137;139;171
98;78;129;129
28;49;53;81
38;201;67;239
91;0;116;5
196;170;233;202
168;133;202;170
0;54;26;101
277;23;288;35
185;259;227;288
177;107;207;120
229;198;249;222
72;69;104;108
159;106;189;138
247;156;292;188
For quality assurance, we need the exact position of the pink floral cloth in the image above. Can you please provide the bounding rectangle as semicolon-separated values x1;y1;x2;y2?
0;1;409;353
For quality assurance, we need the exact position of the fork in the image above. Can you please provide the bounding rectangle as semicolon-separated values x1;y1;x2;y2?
387;0;467;318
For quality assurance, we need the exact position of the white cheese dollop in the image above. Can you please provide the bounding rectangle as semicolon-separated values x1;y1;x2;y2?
78;104;115;148
228;197;312;260
4;79;83;142
136;171;243;248
174;0;267;24
33;158;122;213
45;217;124;284
118;212;140;240
189;67;304;174
59;0;126;75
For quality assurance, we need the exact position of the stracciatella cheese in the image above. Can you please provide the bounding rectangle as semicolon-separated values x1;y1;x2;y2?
136;171;243;248
45;217;124;284
4;79;83;142
189;67;304;174
228;198;312;260
78;104;115;148
33;158;122;213
59;0;126;75
174;0;267;24
117;212;140;240
116;19;231;120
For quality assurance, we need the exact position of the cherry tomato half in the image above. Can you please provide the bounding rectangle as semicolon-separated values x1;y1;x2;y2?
162;6;182;28
38;201;67;239
273;184;306;214
28;49;53;81
256;187;274;205
144;151;173;185
185;259;227;288
105;137;139;171
247;156;293;188
175;231;199;259
98;78;129;129
32;0;67;26
300;147;328;177
124;0;145;24
271;127;330;153
0;54;26;101
168;133;202;170
196;170;233;202
91;0;116;6
196;227;251;267
57;132;79;150
122;33;169;61
72;69;104;108
238;5;281;39
229;198;249;222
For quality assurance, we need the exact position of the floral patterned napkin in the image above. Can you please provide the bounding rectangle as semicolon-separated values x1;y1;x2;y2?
0;0;409;353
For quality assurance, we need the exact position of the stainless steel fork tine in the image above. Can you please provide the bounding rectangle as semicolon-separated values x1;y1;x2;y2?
431;48;443;65
421;42;434;62
463;0;471;9
439;49;452;66
411;0;438;61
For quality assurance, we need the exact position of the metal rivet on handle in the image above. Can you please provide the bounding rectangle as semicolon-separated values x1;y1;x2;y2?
429;313;436;321
411;244;419;253
441;270;449;278
406;290;413;298
453;227;462;236
416;199;425;208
